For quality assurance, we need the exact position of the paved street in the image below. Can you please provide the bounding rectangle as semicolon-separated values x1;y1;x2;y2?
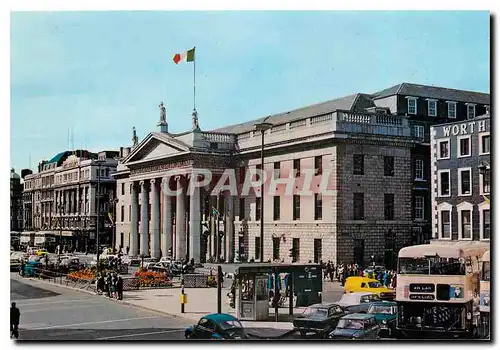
11;275;192;340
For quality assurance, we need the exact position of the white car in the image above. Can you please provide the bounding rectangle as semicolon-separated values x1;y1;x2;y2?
159;257;172;264
142;258;160;269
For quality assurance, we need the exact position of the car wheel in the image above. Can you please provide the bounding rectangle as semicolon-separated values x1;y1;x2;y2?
299;330;307;337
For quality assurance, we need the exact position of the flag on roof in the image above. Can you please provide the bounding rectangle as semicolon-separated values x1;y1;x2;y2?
173;47;195;64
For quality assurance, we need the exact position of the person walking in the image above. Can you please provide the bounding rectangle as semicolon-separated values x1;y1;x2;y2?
105;273;112;298
117;274;123;300
10;302;20;339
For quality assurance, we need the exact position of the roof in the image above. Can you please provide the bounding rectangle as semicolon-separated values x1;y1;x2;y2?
372;83;490;105
204;313;238;322
310;302;341;308
342;313;375;320
48;151;70;164
398;242;490;258
211;94;359;134
369;301;397;307
10;168;20;180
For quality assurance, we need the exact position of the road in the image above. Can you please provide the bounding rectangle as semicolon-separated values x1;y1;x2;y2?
11;275;193;340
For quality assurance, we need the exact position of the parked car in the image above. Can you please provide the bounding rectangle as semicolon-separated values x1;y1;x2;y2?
337;292;381;314
344;277;395;300
35;248;48;256
128;258;141;267
185;313;248;339
10;258;22;272
293;302;347;338
366;301;398;338
159;257;172;264
328;313;380;340
141;258;159;269
363;265;386;276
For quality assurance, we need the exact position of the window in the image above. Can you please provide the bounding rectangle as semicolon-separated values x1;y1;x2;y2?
293;195;300;220
414;125;424;140
480;134;490;155
415;159;424;180
239;167;245;184
353;193;364;220
428;100;437;117
314;193;322;220
293;159;301;177
314;239;322;263
292;238;300;263
273;196;280;220
121;205;125;222
272;237;280;261
415;196;424;220
239;198;245;220
440;210;451;239
255;197;261;221
438;139;450;160
407;97;417;114
384;194;394;220
458;168;472;196
315;156;322;175
460;210;472;240
129;205;131;221
384;156;394;176
482;209;491;240
480;168;490;195
458;136;471;157
255;164;262;182
353;154;364;175
438;170;451;197
467;104;476;119
447;102;457;118
255;237;261;261
274;162;280;179
121;183;125;195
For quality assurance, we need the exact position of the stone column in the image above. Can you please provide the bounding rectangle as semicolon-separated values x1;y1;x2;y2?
162;177;172;258
140;180;149;256
225;193;234;263
89;186;96;215
150;179;160;259
73;190;77;214
175;176;186;261
64;190;69;214
130;182;139;256
189;176;201;263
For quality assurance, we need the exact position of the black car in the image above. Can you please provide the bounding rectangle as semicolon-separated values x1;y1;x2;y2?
185;313;248;339
293;303;347;338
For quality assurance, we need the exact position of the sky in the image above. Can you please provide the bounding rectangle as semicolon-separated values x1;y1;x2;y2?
10;10;490;173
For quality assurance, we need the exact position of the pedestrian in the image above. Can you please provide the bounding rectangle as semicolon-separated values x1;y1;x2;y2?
117;274;124;300
105;273;112;298
19;261;25;277
329;265;334;282
111;273;118;299
391;271;397;289
10;302;20;339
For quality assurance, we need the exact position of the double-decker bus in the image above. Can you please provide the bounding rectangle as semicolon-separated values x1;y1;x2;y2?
478;250;490;339
20;231;35;250
34;231;57;252
396;242;489;338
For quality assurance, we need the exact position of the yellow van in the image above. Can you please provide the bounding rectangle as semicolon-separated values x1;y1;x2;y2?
344;277;395;300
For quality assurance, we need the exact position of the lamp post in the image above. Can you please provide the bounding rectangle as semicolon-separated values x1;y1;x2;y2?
253;119;273;262
110;197;119;253
94;159;105;269
57;203;64;257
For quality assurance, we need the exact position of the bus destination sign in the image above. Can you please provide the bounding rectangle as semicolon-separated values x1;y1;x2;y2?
409;294;435;301
409;284;435;293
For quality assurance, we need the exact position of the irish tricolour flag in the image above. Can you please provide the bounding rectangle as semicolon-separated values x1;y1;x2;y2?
173;47;195;64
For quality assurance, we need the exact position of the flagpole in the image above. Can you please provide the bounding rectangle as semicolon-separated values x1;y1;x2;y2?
193;46;196;111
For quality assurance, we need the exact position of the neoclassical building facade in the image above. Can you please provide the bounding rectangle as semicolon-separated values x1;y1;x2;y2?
113;90;423;266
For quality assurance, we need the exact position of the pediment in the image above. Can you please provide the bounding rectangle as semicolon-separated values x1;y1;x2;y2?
123;133;190;164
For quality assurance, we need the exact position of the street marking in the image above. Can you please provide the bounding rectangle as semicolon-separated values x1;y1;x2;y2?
21;304;98;314
28;316;162;330
96;329;184;340
16;299;94;307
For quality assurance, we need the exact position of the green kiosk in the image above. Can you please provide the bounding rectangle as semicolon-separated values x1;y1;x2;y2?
234;263;322;321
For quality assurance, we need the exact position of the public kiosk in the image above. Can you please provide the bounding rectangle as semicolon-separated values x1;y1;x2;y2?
234;263;322;321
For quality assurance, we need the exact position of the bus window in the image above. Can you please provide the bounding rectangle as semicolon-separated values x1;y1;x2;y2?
398;257;465;275
398;258;429;275
482;262;490;281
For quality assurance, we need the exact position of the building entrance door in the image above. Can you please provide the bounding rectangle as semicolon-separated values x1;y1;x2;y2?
353;239;364;267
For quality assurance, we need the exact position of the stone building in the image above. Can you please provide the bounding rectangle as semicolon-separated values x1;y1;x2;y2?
10;168;23;232
430;113;490;242
112;83;489;266
22;149;118;251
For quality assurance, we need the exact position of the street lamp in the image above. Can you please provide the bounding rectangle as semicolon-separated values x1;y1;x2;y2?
253;118;273;262
109;197;119;253
94;159;105;269
478;161;490;175
57;203;64;257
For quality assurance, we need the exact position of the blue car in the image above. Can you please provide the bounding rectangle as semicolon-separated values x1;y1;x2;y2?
185;313;247;340
328;313;380;340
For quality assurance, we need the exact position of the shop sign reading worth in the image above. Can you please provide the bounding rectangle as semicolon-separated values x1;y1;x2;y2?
442;120;487;137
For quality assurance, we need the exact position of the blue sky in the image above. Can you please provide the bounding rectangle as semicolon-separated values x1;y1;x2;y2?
10;11;490;172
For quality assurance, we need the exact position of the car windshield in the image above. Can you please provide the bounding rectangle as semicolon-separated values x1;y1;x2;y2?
337;319;366;330
368;305;393;315
218;320;243;330
368;281;382;288
302;307;328;317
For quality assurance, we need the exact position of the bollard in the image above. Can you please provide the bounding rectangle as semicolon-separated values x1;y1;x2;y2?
180;274;185;313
